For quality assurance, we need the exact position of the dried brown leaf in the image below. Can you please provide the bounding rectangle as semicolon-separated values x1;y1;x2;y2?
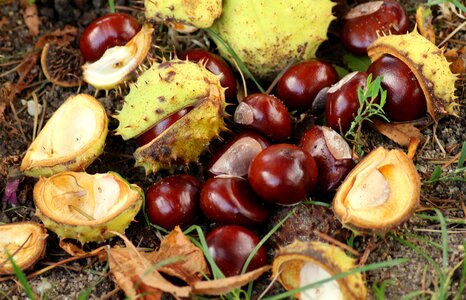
445;47;466;74
416;5;436;44
147;226;209;285
108;233;191;299
371;118;424;147
58;239;107;260
20;1;40;37
192;265;270;295
0;16;9;27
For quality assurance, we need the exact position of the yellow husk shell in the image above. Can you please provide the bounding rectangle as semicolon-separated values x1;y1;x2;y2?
209;0;336;79
33;171;143;244
0;222;48;274
272;240;367;300
20;94;108;178
144;0;222;31
333;147;420;233
367;29;459;121
82;23;153;90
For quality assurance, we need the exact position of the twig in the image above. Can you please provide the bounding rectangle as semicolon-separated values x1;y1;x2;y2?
438;20;466;48
315;231;360;257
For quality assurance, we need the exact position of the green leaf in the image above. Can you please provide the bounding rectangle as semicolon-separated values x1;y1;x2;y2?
429;166;443;182
457;142;466;168
343;53;372;72
108;0;115;13
7;252;36;300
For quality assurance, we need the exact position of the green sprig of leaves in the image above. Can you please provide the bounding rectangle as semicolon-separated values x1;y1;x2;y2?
344;74;389;157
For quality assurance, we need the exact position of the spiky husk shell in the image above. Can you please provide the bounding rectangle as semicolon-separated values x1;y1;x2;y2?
144;0;222;32
20;94;108;178
209;0;335;79
34;171;143;244
367;29;458;121
114;59;227;174
272;240;367;300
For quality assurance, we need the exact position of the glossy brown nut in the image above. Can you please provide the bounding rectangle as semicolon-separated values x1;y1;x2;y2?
300;126;355;194
200;176;270;227
80;13;141;62
145;174;201;230
326;71;368;133
276;60;339;111
206;225;267;277
179;49;237;100
205;131;270;178
234;93;291;142
248;144;318;206
341;0;409;55
367;54;426;121
136;107;192;147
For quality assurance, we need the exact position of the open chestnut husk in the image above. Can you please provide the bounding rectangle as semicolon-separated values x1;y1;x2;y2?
0;222;48;274
34;171;143;243
20;94;108;178
367;29;458;121
301;126;355;194
272;240;367;299
333;147;420;233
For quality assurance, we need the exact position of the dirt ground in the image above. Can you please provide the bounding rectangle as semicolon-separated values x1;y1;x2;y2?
0;0;465;299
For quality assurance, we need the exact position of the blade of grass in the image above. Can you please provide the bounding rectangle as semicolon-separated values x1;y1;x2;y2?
7;252;36;300
107;0;115;13
454;242;466;300
205;28;265;93
262;258;408;300
457;141;466;168
416;213;466;225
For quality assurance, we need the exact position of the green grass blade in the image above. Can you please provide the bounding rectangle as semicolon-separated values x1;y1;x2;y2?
262;258;408;300
108;0;115;13
7;252;36;300
434;209;449;272
454;242;466;300
205;28;265;93
457;142;466;168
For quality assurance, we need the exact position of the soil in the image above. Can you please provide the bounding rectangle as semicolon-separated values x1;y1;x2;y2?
0;0;465;299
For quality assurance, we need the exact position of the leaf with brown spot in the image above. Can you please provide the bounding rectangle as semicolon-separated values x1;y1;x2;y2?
416;5;435;44
371;118;424;147
146;226;210;285
20;0;40;37
108;233;191;299
192;265;271;296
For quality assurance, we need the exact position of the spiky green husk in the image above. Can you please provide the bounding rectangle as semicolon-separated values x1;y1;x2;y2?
115;59;227;174
209;0;335;79
135;93;227;174
144;0;222;30
368;30;458;121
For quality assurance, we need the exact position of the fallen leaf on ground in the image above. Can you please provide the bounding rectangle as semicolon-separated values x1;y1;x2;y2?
416;5;435;44
59;239;107;260
108;233;191;299
20;0;40;37
371;118;424;147
192;265;271;296
146;226;209;285
445;47;466;74
0;16;9;27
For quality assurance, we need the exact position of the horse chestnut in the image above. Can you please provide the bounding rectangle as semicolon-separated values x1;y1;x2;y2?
145;174;201;230
179;49;237;100
80;13;141;62
205;131;270;178
276;60;339;111
200;176;270;227
206;225;267;277
300;126;355;194
367;54;426;121
326;71;368;133
341;0;409;55
248;144;318;205
234;93;291;142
